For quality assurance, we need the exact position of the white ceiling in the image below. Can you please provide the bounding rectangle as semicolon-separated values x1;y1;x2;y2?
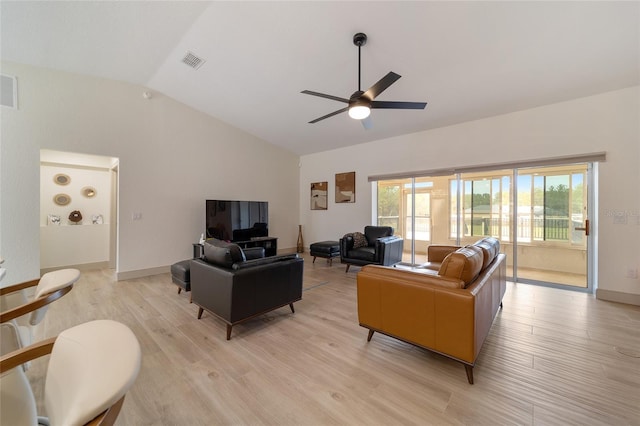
2;1;638;156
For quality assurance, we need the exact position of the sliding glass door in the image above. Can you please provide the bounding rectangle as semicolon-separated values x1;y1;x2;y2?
513;165;589;287
375;163;591;289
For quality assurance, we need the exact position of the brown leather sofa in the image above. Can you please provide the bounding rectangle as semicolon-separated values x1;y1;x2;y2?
190;239;303;340
356;237;506;384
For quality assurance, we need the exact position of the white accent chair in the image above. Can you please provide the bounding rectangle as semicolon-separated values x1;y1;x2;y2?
0;319;142;426
0;269;80;358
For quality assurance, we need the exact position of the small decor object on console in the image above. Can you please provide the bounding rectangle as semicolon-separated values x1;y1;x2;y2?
91;214;103;225
47;214;61;225
68;210;82;224
297;225;304;253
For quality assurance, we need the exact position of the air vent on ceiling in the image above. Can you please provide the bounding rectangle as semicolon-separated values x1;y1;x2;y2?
182;51;206;70
1;74;18;109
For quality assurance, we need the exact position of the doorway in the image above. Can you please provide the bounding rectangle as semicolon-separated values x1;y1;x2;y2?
39;149;119;273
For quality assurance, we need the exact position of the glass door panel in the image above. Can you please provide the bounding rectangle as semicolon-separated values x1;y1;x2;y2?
377;176;452;265
515;165;588;287
458;170;514;277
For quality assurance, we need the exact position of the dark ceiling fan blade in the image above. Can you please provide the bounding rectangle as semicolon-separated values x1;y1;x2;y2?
363;71;401;100
361;116;373;130
301;90;350;104
308;106;349;123
371;100;427;110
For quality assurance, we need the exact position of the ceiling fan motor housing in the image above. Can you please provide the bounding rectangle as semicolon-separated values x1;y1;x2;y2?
353;32;367;47
350;90;371;106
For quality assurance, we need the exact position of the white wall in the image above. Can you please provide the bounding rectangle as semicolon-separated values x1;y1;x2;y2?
0;62;300;283
300;87;640;299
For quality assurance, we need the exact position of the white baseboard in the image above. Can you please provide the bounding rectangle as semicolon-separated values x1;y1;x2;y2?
117;265;170;281
596;289;640;306
41;261;109;275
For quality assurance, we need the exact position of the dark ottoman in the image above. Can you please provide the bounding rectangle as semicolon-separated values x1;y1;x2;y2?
310;241;340;266
171;260;191;301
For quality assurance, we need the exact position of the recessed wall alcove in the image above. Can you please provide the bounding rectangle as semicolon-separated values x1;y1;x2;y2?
40;149;119;273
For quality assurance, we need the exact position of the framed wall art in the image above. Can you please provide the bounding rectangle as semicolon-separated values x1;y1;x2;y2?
335;171;355;203
310;181;328;210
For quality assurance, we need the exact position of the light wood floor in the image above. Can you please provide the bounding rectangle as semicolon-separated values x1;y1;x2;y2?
28;254;640;425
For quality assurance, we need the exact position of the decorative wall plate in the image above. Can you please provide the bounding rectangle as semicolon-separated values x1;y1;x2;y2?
82;186;97;198
53;173;70;185
53;193;71;206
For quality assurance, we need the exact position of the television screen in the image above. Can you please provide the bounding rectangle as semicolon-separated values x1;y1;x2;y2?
206;200;268;242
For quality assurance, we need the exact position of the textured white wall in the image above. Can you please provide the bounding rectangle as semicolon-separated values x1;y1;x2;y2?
300;87;640;296
0;62;300;283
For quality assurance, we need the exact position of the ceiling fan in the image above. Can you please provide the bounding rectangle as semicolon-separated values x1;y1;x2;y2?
302;32;427;128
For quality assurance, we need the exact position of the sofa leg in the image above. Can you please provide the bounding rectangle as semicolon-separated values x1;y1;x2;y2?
345;264;351;273
464;364;474;384
226;324;233;341
500;302;503;309
197;307;204;319
289;303;295;313
312;256;317;264
177;287;182;295
367;329;375;342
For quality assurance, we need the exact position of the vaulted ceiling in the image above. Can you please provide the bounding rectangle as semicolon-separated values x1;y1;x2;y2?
2;1;638;155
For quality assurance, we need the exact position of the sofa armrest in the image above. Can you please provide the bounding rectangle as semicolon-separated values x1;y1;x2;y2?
190;259;235;320
375;236;404;265
427;245;460;263
339;236;354;258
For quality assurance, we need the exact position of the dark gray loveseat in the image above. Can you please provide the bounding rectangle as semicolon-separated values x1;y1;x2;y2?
190;238;304;340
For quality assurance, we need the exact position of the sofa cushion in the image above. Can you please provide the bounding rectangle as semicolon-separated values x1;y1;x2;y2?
352;232;369;249
364;226;393;246
438;245;483;286
203;239;246;268
472;237;500;270
348;246;376;262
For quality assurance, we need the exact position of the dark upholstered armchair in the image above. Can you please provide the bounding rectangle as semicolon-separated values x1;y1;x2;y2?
339;226;404;272
190;239;303;340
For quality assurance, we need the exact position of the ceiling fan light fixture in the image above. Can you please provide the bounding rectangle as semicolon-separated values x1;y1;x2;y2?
348;103;370;120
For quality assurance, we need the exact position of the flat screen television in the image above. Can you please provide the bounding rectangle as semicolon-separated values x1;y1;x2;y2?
206;200;268;242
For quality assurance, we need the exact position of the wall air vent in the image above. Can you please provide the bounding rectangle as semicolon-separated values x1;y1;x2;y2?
1;74;18;109
182;51;206;70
